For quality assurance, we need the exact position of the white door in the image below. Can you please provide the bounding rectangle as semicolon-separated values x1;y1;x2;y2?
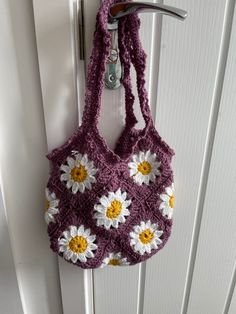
1;0;236;313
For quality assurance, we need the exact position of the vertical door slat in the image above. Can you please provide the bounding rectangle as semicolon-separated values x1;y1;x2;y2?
33;0;90;313
143;1;229;313
228;266;236;314
0;192;23;314
187;4;236;312
0;0;62;313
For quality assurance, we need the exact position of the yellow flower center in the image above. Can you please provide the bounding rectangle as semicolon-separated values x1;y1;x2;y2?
106;200;122;219
169;195;174;208
70;164;87;182
137;161;152;175
45;200;50;211
139;229;154;244
68;236;88;254
108;259;120;266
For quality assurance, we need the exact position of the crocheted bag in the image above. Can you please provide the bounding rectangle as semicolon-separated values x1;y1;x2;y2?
45;0;175;269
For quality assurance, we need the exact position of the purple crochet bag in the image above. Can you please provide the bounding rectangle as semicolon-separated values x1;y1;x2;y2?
44;0;175;269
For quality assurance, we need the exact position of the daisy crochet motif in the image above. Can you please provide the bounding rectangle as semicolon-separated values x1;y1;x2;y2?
101;252;130;267
130;220;163;255
128;150;161;185
44;188;59;224
94;188;131;229
60;153;98;194
58;225;97;263
159;184;175;219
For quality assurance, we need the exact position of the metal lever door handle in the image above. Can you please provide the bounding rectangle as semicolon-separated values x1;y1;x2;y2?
109;2;187;22
105;1;187;90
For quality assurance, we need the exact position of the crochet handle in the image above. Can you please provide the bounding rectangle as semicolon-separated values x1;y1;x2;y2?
82;0;153;130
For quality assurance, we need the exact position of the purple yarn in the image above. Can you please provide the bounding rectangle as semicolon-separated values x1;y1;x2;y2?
45;0;175;269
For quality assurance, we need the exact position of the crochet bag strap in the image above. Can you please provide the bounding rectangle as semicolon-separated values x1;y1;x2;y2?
82;0;154;131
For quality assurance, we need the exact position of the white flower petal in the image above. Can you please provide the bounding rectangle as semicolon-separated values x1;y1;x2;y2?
143;175;150;185
130;168;137;176
96;219;103;226
130;239;137;246
100;196;109;207
59;238;68;245
48;208;59;215
67;157;75;168
75;153;82;162
45;188;50;199
72;182;79;194
123;199;131;207
160;194;169;202
150;173;156;182
89;243;98;250
71;253;78;263
94;213;104;219
66;180;73;189
84;180;92;190
60;173;70;181
62;230;71;240
88;168;97;176
151;222;157;230
81;154;88;164
45;214;52;224
128;162;137;169
116;188;121;196
166;187;173;196
77;225;85;235
89;176;96;183
94;205;105;213
112;220;119;228
145;244;151;253
153;168;161;175
140;221;145;229
118;216;125;223
139;246;146;255
78;253;87;263
50;199;59;207
60;165;71;173
64;250;73;260
150;242;158;250
83;228;90;237
85;250;94;258
139;151;145;162
59;245;67;252
121;191;126;199
134;225;141;233
145;150;151;158
122;208;130;216
159;203;167;210
87;235;96;243
130;231;137;239
78;183;85;193
155;238;163;245
115;252;122;259
104;220;112;229
70;226;77;237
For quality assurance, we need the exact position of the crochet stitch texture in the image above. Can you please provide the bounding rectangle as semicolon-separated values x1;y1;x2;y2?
45;0;175;269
